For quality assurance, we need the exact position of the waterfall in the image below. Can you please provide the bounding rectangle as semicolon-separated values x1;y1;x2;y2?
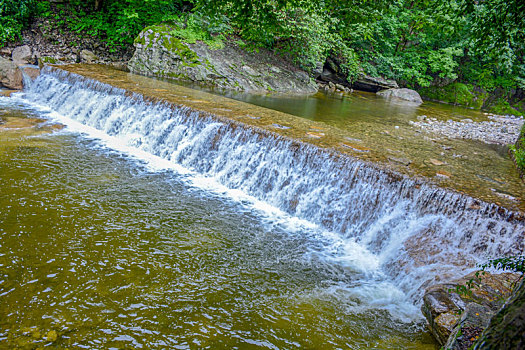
18;64;40;89
20;66;525;302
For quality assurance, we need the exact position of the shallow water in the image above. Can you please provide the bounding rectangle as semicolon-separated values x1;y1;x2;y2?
174;81;525;212
0;100;437;349
1;65;523;349
58;65;525;211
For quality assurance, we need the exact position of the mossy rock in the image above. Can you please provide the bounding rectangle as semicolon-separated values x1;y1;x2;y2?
128;24;318;94
39;56;59;65
419;83;487;109
488;98;522;116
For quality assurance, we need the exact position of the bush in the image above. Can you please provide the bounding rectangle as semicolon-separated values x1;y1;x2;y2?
0;0;45;44
510;125;525;172
58;0;188;51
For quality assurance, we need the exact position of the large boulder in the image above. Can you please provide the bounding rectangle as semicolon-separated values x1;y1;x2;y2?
0;56;23;89
128;24;318;94
11;45;33;65
317;57;398;92
353;74;398;92
422;271;519;348
377;88;423;104
474;277;525;349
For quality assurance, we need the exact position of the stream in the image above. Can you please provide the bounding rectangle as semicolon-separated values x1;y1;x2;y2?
0;65;523;349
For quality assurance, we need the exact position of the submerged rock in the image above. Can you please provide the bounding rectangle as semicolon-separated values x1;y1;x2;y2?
128;24;318;94
377;88;423;104
0;56;23;89
422;271;520;348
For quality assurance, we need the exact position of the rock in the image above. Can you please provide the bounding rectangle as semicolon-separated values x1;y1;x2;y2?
312;61;323;78
318;56;398;92
242;65;259;76
474;278;525;349
318;57;349;86
20;65;40;87
436;170;452;178
422;271;519;347
0;56;23;89
80;49;98;63
429;158;446;166
335;83;345;91
107;61;130;72
353;74;398;93
0;47;12;57
445;303;492;350
388;156;412;166
11;45;33;64
46;330;58;342
128;24;318;94
377;88;423;104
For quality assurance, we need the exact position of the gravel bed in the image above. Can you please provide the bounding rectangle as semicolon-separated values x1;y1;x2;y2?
409;114;524;145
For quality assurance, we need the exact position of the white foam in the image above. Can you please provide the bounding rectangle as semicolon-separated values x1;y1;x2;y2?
8;69;523;319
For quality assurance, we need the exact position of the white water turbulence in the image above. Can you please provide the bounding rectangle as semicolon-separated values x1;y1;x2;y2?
17;67;525;312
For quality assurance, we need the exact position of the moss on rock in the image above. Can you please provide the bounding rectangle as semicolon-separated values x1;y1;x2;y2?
489;98;522;116
127;24;318;94
419;83;486;109
509;124;525;177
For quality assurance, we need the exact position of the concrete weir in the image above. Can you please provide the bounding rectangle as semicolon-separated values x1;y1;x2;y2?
21;64;525;301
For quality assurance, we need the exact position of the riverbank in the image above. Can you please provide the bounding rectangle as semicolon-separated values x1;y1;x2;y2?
3;61;524;349
410;114;524;145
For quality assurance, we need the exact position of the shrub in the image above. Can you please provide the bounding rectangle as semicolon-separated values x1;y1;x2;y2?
0;0;45;44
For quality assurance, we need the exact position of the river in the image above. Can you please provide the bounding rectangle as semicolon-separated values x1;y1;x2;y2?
0;65;523;349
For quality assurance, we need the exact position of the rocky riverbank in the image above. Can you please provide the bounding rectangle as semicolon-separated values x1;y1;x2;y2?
410;114;524;145
422;271;522;349
419;82;525;116
0;11;130;66
128;24;318;94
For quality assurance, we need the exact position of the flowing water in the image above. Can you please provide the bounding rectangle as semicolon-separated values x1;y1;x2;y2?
0;65;523;349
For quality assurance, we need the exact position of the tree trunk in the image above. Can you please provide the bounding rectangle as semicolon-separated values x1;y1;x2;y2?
95;0;103;11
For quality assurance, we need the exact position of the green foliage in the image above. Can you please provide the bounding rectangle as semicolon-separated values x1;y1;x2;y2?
489;98;521;116
3;0;524;99
419;83;486;109
53;0;188;51
509;126;525;172
167;13;227;49
0;0;46;44
481;256;525;274
192;0;523;91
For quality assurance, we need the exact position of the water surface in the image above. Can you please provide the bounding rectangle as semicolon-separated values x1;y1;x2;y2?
59;65;525;211
0;99;437;348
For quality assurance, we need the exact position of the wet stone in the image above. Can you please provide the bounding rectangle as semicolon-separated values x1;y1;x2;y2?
429;158;446;166
422;271;520;347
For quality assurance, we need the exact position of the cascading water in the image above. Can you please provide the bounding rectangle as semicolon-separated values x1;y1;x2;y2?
18;66;525;306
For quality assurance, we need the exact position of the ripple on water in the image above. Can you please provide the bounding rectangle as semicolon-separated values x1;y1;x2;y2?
0;110;435;348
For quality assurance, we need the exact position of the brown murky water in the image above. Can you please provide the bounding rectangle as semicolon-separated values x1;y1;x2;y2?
0;99;438;349
1;64;522;349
